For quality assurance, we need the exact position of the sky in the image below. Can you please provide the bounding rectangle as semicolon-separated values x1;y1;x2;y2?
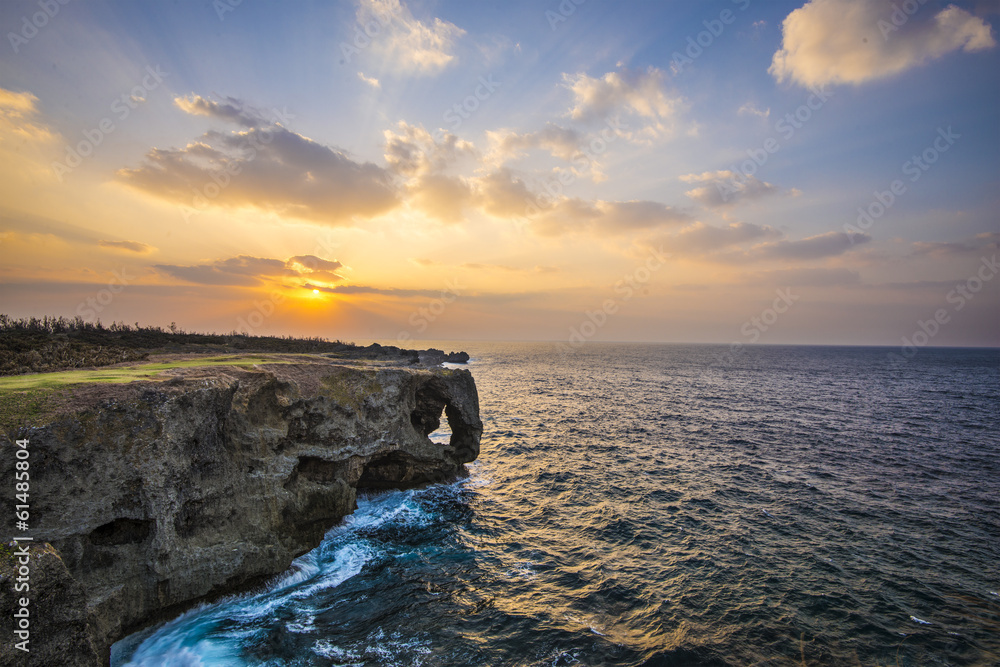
0;0;997;347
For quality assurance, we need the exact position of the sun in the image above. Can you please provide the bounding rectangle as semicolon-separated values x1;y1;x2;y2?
312;289;320;295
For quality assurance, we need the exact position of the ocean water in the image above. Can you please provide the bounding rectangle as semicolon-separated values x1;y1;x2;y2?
113;343;1000;666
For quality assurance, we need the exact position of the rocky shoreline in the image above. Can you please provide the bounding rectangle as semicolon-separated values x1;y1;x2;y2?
0;354;482;665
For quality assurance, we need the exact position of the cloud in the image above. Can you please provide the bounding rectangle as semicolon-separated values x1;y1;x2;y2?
383;121;475;177
357;72;381;88
646;225;868;263
485;123;606;180
593;201;691;234
563;66;684;141
99;240;154;254
744;267;861;286
0;88;58;144
662;221;783;254
475;168;536;219
0;87;60;188
0;209;100;246
382;122;476;222
487;123;584;163
354;0;466;75
406;173;471;223
680;170;792;207
473;168;689;236
118;99;399;225
737;231;871;262
529;198;691;237
173;95;276;128
770;0;996;87
307;283;452;297
154;255;343;286
738;102;770;119
287;255;344;272
910;231;1000;258
460;262;560;274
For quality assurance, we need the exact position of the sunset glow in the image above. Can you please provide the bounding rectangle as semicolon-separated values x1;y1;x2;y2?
0;0;997;345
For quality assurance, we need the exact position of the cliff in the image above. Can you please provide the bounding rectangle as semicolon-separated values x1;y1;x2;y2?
0;355;482;665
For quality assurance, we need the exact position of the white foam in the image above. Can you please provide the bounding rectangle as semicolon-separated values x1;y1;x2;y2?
117;487;443;667
910;615;932;625
289;544;371;600
313;639;362;662
118;638;247;667
286;614;316;634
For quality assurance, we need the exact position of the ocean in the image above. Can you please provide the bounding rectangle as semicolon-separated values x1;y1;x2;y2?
112;343;1000;666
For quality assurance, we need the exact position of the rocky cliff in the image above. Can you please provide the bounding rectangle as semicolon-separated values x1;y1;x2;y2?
0;356;482;666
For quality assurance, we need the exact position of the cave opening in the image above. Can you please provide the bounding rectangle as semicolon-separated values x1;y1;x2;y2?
410;382;456;448
357;450;427;491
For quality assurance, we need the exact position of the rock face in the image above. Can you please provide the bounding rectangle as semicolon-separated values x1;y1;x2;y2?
0;359;482;666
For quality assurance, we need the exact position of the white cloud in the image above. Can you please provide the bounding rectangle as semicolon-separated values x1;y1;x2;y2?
525;197;690;237
355;0;466;75
357;72;381;88
680;170;793;207
770;0;996;87
486;123;584;164
383;121;474;177
173;95;271;127
484;123;607;180
562;66;684;142
738;102;770;119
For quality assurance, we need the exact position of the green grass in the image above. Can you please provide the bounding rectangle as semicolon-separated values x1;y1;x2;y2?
0;388;65;431
0;355;289;392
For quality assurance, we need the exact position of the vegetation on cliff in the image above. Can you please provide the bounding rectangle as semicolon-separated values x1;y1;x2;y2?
0;315;368;376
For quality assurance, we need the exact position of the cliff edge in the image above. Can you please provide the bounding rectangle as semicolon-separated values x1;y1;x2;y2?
0;355;482;665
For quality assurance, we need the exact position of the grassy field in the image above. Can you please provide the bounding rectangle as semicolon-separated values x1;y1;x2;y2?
0;355;289;392
0;355;296;431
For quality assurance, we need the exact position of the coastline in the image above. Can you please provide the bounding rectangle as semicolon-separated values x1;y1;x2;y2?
1;352;482;665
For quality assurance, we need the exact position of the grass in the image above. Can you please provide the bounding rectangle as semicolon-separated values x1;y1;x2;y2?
0;388;66;432
0;355;289;392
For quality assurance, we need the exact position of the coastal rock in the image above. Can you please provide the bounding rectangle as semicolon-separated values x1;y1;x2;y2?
416;348;471;365
0;359;482;665
0;542;101;666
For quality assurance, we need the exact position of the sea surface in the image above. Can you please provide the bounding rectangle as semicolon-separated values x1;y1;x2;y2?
113;343;1000;666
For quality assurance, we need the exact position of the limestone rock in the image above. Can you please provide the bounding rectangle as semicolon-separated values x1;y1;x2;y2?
0;359;482;665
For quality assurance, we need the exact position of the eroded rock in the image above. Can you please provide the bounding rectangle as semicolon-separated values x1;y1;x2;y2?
0;359;482;665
